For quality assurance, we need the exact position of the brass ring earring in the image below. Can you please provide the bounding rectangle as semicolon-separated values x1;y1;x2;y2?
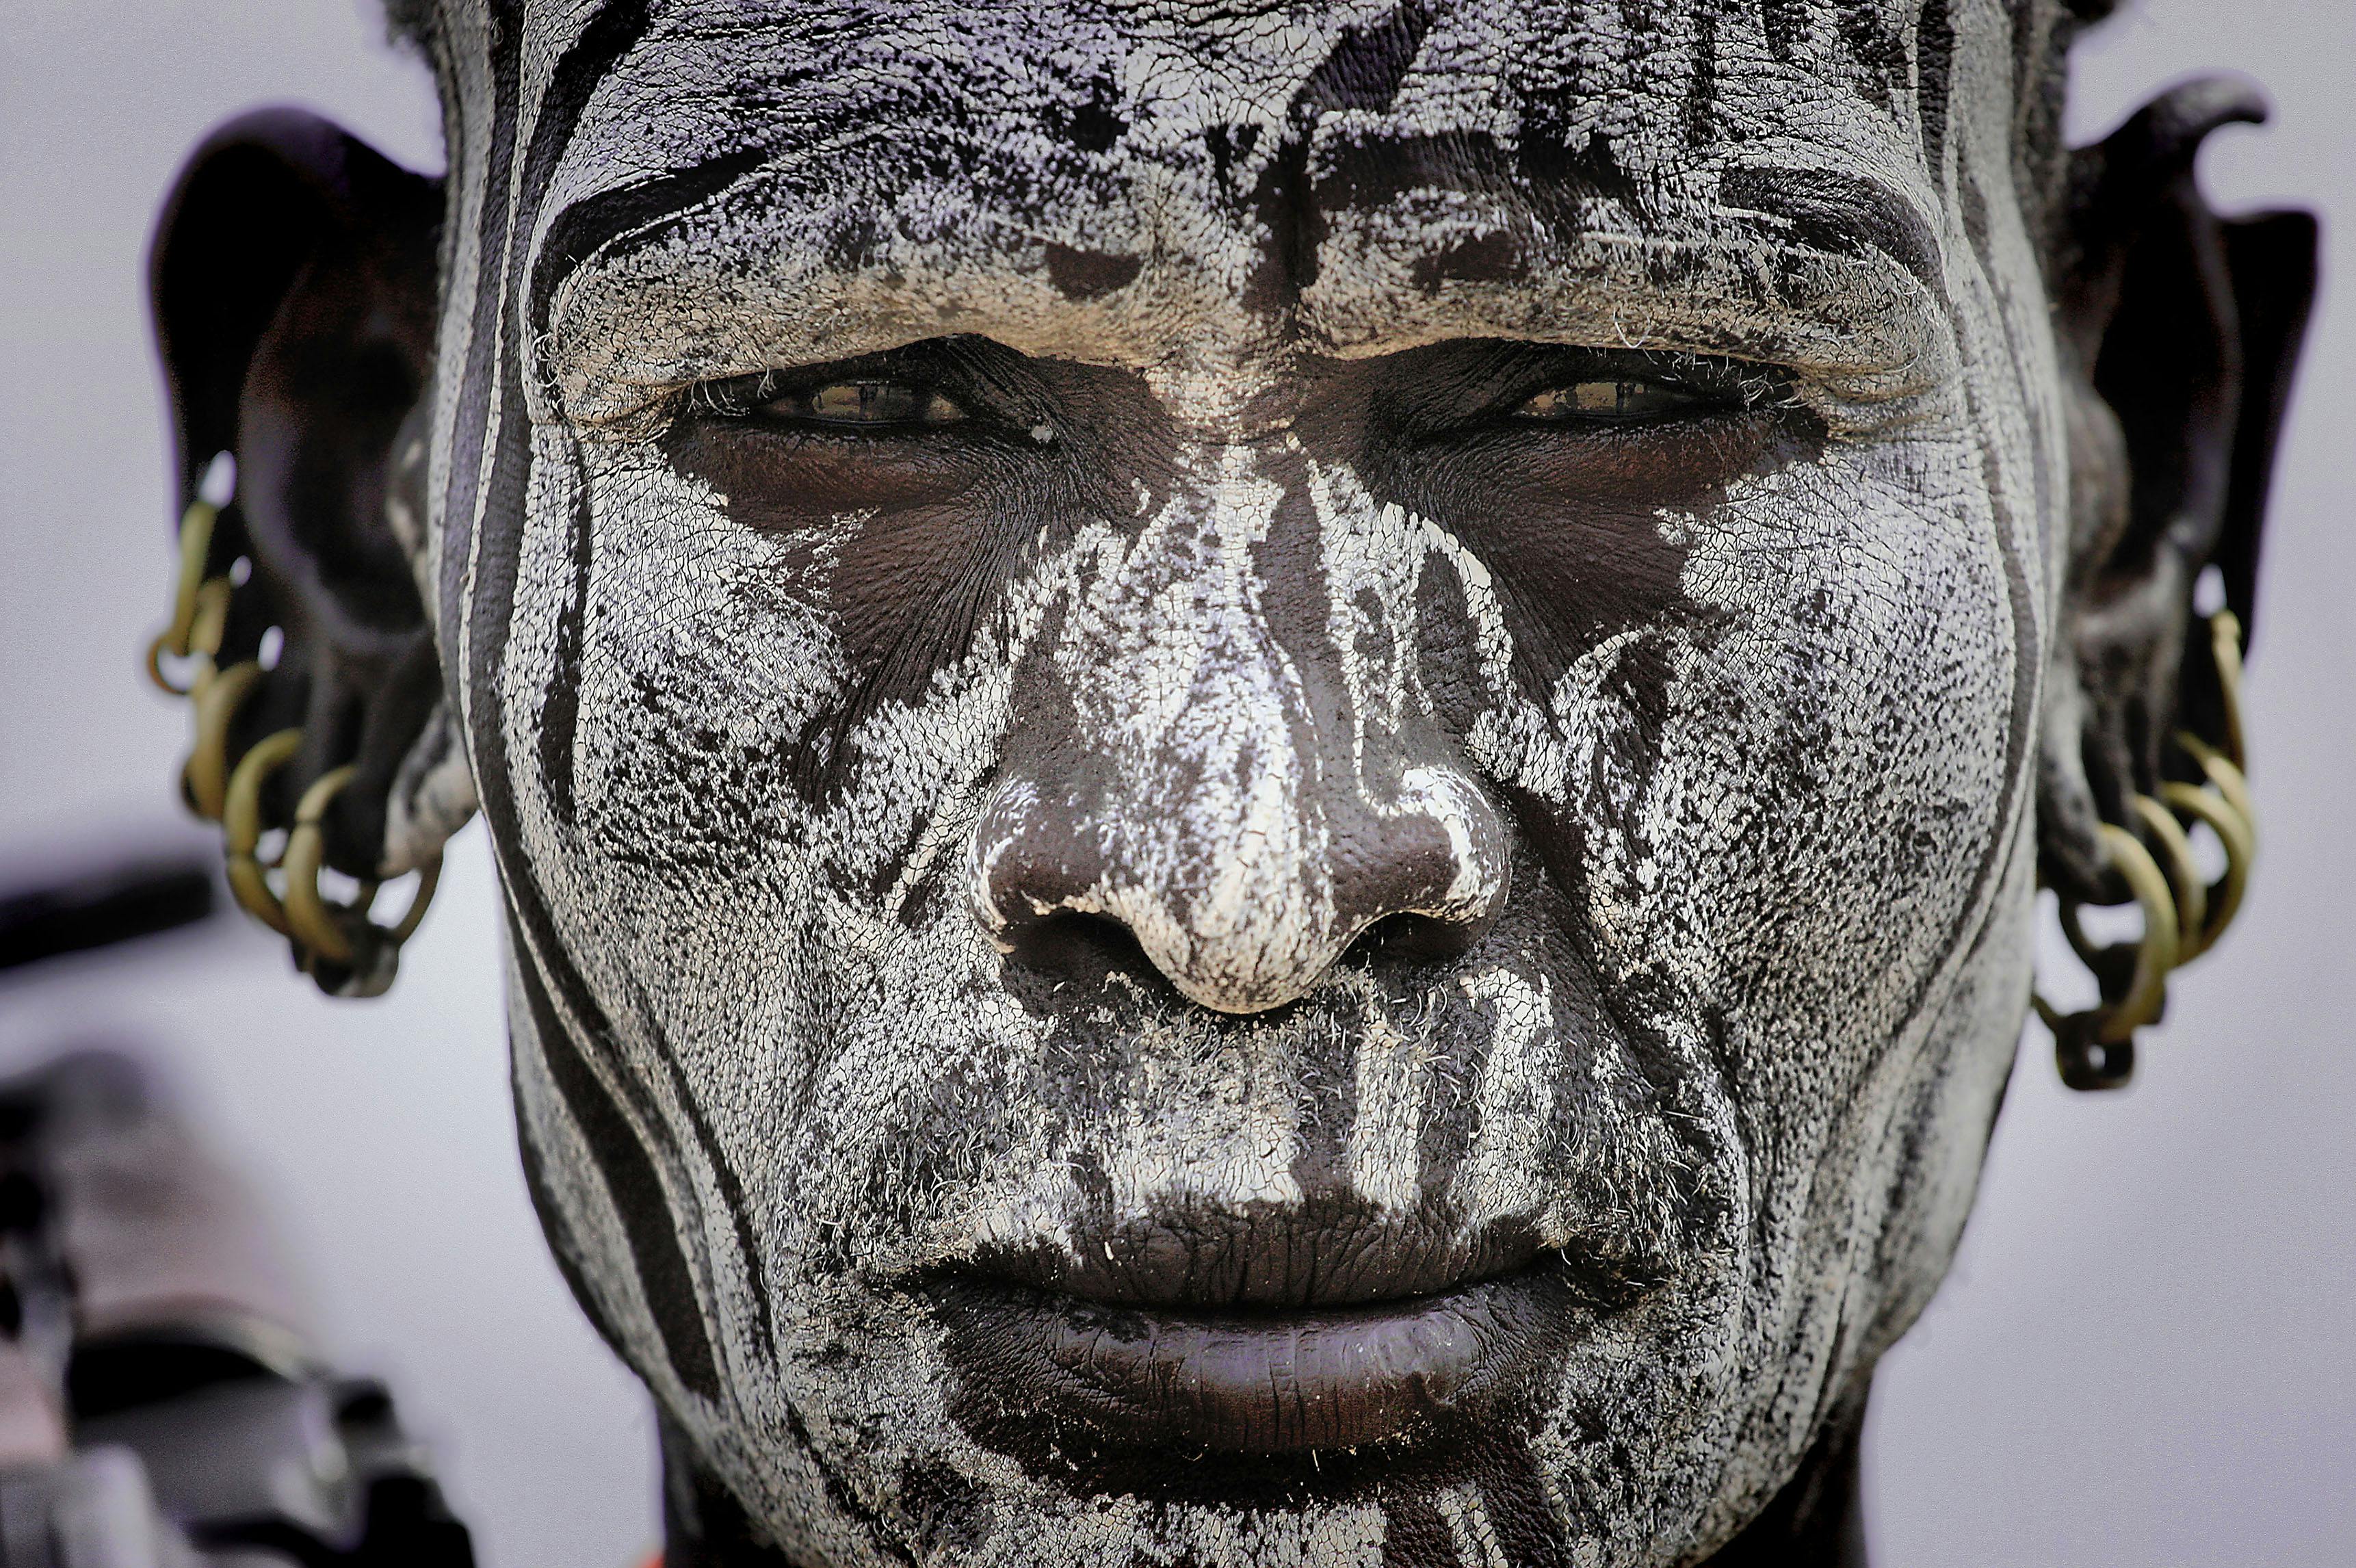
182;658;262;822
2090;820;2180;1037
2207;609;2248;770
145;498;220;694
2156;777;2253;961
283;766;442;974
2130;792;2207;955
2038;822;2180;1092
222;729;304;935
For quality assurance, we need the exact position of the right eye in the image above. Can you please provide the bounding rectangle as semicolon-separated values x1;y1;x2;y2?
755;379;967;430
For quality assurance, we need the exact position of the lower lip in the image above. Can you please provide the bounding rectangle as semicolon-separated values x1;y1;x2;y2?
929;1263;1577;1454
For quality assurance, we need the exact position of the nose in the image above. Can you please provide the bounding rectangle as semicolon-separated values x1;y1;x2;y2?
971;716;1510;1017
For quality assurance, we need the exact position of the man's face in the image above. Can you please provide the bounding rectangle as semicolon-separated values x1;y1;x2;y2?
426;3;2063;1561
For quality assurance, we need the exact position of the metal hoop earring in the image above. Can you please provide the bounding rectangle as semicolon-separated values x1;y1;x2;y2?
145;499;220;695
283;766;442;989
2156;777;2253;962
222;729;304;935
182;659;261;822
2038;821;2180;1090
2130;793;2207;954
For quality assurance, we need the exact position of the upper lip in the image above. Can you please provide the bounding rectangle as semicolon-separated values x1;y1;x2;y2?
951;1199;1548;1309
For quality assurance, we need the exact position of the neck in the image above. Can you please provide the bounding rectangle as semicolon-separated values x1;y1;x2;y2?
1696;1382;1872;1568
659;1415;797;1568
658;1385;1872;1568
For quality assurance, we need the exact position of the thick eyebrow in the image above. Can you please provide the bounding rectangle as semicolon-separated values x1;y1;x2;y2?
527;146;776;354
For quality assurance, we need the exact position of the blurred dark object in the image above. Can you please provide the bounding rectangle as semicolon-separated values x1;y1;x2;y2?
0;861;218;975
0;1051;472;1568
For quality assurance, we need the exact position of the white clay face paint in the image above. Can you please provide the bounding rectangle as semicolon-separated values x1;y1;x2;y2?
391;1;2091;1562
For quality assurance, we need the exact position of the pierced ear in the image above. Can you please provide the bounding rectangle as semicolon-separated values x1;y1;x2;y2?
150;109;469;991
2037;77;2317;901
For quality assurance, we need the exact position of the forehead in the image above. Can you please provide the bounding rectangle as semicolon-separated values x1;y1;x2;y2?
512;1;2029;417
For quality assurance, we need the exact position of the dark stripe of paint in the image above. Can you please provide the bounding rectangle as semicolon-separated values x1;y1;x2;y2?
1298;1;1435;114
1471;1434;1573;1567
458;0;778;1359
526;144;775;355
1836;5;1910;103
1917;0;1956;177
623;971;777;1348
516;1023;642;1370
436;5;520;679
514;912;722;1399
1718;165;1943;291
536;441;592;826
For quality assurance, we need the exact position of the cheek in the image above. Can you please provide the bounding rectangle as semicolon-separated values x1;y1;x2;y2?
557;448;850;871
528;443;1051;1020
494;441;891;1071
1580;437;2021;1041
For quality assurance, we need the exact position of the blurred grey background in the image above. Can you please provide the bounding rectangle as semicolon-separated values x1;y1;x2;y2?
0;3;2346;1565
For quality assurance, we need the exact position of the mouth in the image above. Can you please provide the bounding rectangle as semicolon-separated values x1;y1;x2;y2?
930;1265;1580;1456
917;1207;1636;1466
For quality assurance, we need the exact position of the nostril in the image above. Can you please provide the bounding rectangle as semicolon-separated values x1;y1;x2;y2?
1346;911;1483;970
997;909;1162;1000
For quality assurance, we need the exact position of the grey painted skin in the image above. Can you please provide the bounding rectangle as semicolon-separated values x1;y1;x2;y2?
153;0;2299;1563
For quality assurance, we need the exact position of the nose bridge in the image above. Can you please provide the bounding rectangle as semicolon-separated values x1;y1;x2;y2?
976;441;1507;1013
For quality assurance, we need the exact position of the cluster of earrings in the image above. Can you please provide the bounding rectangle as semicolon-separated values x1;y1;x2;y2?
2036;610;2256;1090
146;466;438;997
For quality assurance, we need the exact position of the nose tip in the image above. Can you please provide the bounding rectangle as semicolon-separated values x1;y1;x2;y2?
971;764;1510;1014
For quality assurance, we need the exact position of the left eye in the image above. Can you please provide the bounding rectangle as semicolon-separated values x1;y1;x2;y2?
757;379;967;428
1514;380;1708;422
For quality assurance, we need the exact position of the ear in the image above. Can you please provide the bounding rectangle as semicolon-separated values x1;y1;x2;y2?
150;109;472;991
2038;78;2318;900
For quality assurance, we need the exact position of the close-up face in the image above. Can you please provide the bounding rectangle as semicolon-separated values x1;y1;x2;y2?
127;0;2319;1563
423;4;2051;1560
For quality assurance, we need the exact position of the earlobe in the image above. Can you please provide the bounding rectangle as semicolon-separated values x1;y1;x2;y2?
148;109;468;995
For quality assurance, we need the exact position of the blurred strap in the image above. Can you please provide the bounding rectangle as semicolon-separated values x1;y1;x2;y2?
0;858;218;974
